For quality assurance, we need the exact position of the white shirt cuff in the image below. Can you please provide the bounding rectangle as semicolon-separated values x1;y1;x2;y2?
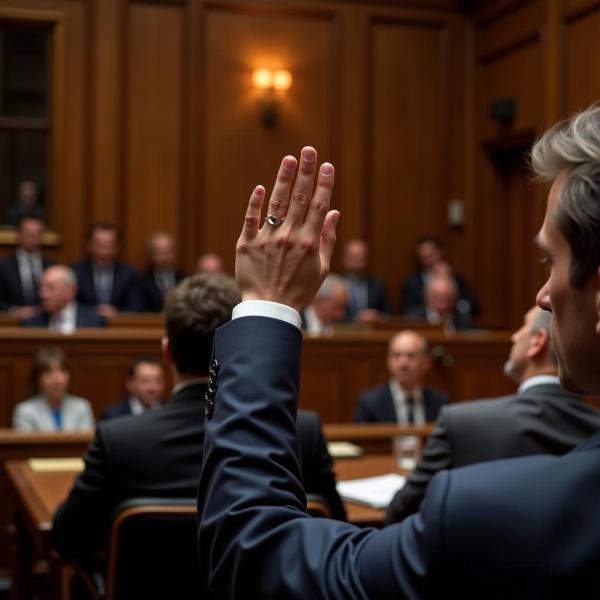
232;300;302;330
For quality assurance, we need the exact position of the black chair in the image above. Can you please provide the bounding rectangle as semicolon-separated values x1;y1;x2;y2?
73;497;202;600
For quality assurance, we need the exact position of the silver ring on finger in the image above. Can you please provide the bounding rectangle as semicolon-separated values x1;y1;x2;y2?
265;214;285;227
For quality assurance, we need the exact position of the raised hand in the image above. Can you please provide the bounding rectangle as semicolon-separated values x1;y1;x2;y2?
235;146;339;312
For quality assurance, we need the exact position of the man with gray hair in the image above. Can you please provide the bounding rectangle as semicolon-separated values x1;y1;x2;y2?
386;305;600;523
301;273;348;335
198;107;600;596
21;265;105;331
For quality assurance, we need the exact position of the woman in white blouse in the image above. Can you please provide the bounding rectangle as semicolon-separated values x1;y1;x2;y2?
13;347;94;431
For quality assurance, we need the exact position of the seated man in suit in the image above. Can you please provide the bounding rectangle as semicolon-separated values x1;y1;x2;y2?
400;234;479;317
198;112;600;597
355;330;448;423
386;305;600;523
101;357;165;420
139;232;186;311
341;239;389;323
406;273;476;331
21;265;105;331
54;274;344;570
0;215;53;320
302;273;348;336
72;222;141;318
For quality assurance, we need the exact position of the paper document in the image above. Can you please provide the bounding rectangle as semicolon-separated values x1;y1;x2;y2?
327;441;364;458
337;473;406;508
28;458;84;472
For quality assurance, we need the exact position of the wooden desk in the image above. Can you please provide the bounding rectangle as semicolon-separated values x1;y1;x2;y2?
324;423;434;454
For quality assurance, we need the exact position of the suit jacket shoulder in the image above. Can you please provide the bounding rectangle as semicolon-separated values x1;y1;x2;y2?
101;399;132;420
355;383;395;422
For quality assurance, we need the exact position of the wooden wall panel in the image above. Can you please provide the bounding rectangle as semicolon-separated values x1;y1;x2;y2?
562;5;600;113
123;2;185;267
201;4;336;273
368;17;449;311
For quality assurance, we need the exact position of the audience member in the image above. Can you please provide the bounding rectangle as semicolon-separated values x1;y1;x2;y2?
139;232;186;311
386;306;600;523
21;265;105;331
72;223;141;317
400;234;479;316
341;239;389;322
101;357;165;420
198;116;600;596
196;252;225;274
0;215;53;319
355;330;448;423
302;274;348;335
6;180;45;225
53;274;345;576
406;274;475;331
13;347;94;431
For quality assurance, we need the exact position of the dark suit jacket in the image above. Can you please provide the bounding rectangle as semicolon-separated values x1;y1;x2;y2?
71;259;142;312
139;268;186;312
400;271;480;316
53;382;344;563
386;382;600;523
198;315;600;598
100;398;166;421
355;382;448;423
21;304;106;328
342;273;390;319
0;254;53;309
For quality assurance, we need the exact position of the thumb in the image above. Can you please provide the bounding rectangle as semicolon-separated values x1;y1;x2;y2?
319;210;340;280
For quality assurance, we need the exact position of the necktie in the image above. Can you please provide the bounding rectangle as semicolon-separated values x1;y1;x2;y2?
405;395;415;425
97;269;111;304
23;254;37;305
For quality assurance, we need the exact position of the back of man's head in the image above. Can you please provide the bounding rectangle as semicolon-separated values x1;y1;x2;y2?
164;274;241;376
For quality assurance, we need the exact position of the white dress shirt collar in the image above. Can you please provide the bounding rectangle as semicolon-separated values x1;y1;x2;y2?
518;374;561;395
50;301;77;334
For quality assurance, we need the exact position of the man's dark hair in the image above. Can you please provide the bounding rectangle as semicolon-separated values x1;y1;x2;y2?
164;274;241;375
127;357;164;378
87;222;121;242
531;105;600;288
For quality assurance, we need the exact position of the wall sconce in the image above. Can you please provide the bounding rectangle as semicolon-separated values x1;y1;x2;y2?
252;68;293;128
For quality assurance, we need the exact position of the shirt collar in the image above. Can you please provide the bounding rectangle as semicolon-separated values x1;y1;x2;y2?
518;374;561;394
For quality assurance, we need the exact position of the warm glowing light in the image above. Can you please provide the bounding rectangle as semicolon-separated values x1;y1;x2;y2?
252;68;274;90
273;69;292;91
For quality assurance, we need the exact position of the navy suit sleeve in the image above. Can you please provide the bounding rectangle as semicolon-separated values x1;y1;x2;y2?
198;317;447;599
386;407;453;523
354;393;372;422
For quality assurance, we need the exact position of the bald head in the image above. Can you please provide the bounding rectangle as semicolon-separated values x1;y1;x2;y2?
313;275;348;325
425;276;457;315
39;266;78;315
387;330;431;391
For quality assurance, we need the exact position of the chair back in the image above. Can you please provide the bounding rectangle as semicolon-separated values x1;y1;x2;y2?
106;497;202;600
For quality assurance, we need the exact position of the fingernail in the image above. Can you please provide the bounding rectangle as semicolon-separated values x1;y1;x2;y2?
254;186;265;196
321;163;333;175
302;147;316;162
283;156;296;171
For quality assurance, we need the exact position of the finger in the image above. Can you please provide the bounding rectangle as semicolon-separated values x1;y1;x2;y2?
265;155;297;223
319;210;340;281
285;146;318;225
240;185;266;242
304;161;335;236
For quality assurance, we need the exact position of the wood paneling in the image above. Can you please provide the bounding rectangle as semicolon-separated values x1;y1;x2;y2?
368;16;450;311
562;5;600;113
124;3;184;266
